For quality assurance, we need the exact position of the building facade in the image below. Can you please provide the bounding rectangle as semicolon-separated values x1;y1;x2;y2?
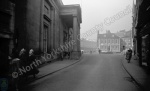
132;0;150;66
14;0;82;59
0;0;82;75
0;0;15;75
97;31;123;52
80;38;97;52
115;30;133;49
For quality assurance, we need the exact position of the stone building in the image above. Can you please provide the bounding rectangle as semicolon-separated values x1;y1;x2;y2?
132;0;150;66
97;31;123;52
14;0;82;59
115;30;132;49
0;0;82;75
80;38;97;52
0;0;15;75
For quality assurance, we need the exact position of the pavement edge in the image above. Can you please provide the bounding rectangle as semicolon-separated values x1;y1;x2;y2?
121;56;145;91
27;55;84;83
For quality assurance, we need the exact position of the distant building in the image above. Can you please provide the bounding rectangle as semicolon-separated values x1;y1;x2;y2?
115;30;132;49
80;38;97;52
97;31;124;52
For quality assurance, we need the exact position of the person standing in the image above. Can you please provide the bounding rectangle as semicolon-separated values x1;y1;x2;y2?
28;49;39;78
126;48;132;63
98;49;101;54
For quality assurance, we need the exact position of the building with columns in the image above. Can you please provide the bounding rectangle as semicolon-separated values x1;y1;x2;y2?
14;0;82;59
97;31;125;52
60;4;82;59
0;0;82;88
0;0;82;67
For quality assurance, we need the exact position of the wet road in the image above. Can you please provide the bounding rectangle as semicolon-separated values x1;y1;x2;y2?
22;53;140;91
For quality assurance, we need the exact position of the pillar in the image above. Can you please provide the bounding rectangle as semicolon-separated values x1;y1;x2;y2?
71;15;80;59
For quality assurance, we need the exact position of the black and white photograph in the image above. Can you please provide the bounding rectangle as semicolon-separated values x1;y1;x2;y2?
0;0;150;91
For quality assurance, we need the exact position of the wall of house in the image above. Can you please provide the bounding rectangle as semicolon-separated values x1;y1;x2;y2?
99;38;120;52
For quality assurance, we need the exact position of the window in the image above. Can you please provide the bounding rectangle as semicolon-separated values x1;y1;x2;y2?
117;46;119;50
116;39;118;44
105;46;107;49
44;6;49;15
101;46;103;49
111;39;113;44
43;24;48;53
115;39;117;43
108;39;110;43
101;39;103;44
104;39;106;44
112;45;114;49
113;39;115;44
116;46;118;50
44;1;51;18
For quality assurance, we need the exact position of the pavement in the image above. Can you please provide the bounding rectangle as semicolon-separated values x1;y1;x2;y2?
22;57;82;84
122;55;150;91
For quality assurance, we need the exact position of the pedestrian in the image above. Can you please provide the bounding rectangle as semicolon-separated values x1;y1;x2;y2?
57;50;61;61
67;52;71;59
19;48;29;79
10;47;19;59
28;49;39;78
126;48;132;63
98;49;101;54
90;51;92;54
60;51;63;61
19;48;27;67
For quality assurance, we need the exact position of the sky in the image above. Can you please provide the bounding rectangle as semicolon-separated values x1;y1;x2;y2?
62;0;133;40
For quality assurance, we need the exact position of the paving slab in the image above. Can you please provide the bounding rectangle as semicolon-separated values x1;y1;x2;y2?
122;55;150;91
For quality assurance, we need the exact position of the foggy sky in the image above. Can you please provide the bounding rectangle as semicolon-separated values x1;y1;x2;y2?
62;0;133;40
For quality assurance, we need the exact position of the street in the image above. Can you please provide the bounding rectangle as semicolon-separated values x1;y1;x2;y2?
21;53;140;91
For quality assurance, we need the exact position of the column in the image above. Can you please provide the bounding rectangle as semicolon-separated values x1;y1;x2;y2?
40;0;44;54
50;7;54;51
72;15;79;59
77;25;81;56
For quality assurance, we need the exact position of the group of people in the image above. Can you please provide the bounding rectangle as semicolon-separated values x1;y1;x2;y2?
9;48;39;79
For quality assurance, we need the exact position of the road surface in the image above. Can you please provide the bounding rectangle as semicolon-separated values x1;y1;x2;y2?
21;53;141;91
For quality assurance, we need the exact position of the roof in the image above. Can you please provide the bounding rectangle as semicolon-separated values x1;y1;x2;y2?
57;0;64;5
98;31;120;39
115;30;131;38
61;4;82;23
